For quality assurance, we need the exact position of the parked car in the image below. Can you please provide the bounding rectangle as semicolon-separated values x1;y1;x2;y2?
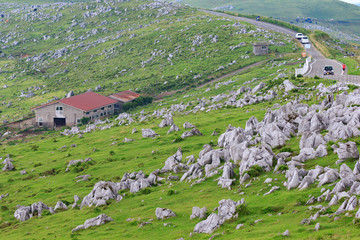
295;33;303;40
324;65;334;75
300;36;309;44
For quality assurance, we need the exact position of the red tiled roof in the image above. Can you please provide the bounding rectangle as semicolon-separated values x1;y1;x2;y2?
33;92;118;111
109;90;140;103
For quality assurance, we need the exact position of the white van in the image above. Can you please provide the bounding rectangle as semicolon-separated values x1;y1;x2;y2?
301;36;309;44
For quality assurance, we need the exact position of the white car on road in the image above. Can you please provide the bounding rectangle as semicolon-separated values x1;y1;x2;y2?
301;36;309;44
295;33;303;40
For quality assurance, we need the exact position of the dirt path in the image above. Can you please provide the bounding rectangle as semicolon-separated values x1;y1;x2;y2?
154;60;267;101
196;60;266;89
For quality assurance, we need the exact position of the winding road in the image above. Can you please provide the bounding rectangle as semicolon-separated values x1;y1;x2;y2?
200;10;360;84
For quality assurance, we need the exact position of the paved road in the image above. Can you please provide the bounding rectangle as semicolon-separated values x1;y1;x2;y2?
200;10;360;84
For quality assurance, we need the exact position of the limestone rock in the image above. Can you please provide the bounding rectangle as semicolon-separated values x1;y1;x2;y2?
190;207;208;220
54;201;68;211
142;128;159;138
72;214;113;232
334;142;359;160
183;122;196;129
159;116;174;128
155;208;176;220
181;128;203;139
80;181;119;208
167;124;180;134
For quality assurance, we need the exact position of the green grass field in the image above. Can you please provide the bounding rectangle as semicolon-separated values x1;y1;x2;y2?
171;0;360;39
0;0;298;122
0;54;360;239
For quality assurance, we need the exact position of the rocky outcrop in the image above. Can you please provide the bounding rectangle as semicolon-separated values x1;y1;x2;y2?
190;207;208;220
162;148;187;173
159;116;174;128
142;128;159;138
14;202;54;222
194;199;244;234
80;181;119;208
167;124;180;134
72;214;113;232
54;201;68;211
334;142;359;160
155;208;176;220
181;128;203;139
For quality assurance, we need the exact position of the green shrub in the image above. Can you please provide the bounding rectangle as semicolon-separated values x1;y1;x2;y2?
173;136;183;143
109;150;116;156
314;75;321;79
244;165;263;177
349;84;359;91
297;74;303;78
167;189;177;196
0;206;8;212
280;147;293;153
290;75;296;80
31;145;39;151
326;141;335;152
139;188;151;195
261;206;283;214
80;117;90;125
40;168;59;176
277;165;289;171
236;204;250;215
122;96;153;112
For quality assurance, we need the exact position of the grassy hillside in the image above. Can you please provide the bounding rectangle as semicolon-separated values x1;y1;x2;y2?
0;0;298;122
2;54;360;239
171;0;360;39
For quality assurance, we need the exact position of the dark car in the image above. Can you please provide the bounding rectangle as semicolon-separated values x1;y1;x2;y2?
324;66;334;75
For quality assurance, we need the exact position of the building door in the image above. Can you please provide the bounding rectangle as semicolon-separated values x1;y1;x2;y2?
54;118;66;127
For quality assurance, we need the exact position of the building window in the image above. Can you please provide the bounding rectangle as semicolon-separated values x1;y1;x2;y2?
56;106;63;115
100;113;103;117
96;115;99;118
261;46;267;50
93;110;97;113
76;118;81;124
114;104;120;109
86;112;90;115
108;105;112;108
101;107;104;110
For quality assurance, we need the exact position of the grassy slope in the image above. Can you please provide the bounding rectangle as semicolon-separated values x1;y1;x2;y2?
0;56;360;239
173;0;360;37
0;0;297;122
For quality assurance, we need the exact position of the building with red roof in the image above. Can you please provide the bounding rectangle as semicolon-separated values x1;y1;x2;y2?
109;90;140;103
33;92;118;127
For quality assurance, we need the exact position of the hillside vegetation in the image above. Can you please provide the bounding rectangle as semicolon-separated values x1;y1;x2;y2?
1;52;360;239
0;0;296;122
172;0;360;40
3;1;360;240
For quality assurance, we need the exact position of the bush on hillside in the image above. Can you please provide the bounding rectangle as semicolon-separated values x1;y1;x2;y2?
122;96;153;112
244;165;263;177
